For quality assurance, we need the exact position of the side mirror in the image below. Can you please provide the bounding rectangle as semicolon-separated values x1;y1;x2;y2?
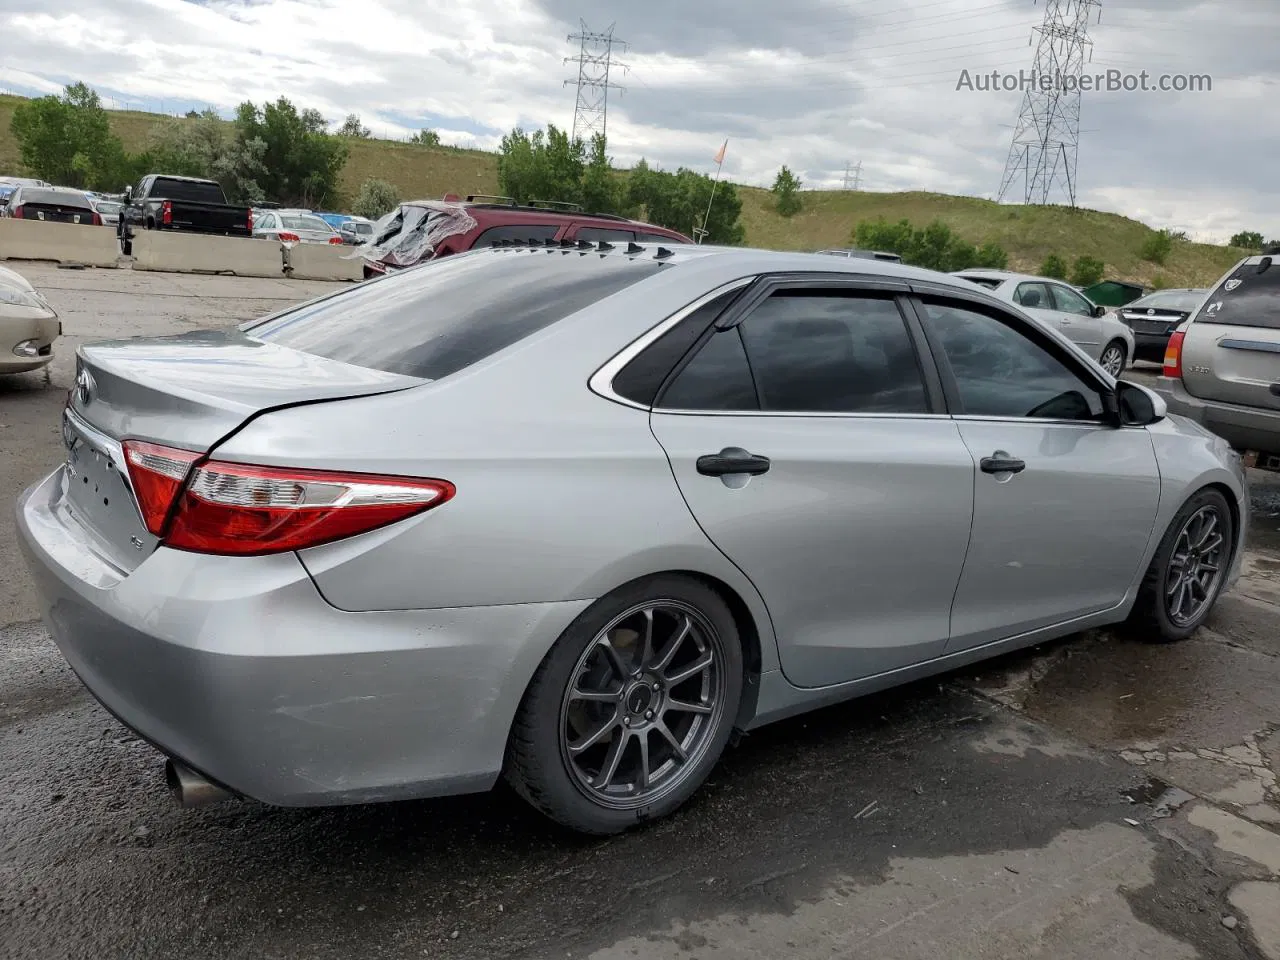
1093;304;1107;318
1114;380;1166;426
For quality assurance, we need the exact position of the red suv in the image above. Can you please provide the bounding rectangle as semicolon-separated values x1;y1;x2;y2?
359;196;693;276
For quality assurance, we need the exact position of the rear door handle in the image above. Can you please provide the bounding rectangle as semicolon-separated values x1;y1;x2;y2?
980;454;1026;475
696;451;771;477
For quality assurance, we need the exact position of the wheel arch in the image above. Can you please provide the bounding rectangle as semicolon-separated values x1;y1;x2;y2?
673;569;765;731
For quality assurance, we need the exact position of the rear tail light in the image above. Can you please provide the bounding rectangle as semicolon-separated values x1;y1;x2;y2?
277;231;300;243
123;441;202;534
247;208;254;232
123;441;453;555
1163;329;1185;378
91;211;102;226
161;200;172;225
11;205;23;219
328;235;344;244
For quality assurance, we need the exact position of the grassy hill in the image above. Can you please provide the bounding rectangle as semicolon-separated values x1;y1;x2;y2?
0;94;1246;287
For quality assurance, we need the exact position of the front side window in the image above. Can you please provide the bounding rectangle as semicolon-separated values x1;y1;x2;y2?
1014;282;1051;310
1050;284;1095;316
920;300;1103;421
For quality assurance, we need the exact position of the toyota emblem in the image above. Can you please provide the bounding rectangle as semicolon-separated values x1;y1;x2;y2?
1147;308;1155;315
75;367;95;406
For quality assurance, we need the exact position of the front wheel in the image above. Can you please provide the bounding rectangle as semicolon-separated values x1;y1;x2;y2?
1099;340;1128;377
1125;488;1235;642
505;575;744;834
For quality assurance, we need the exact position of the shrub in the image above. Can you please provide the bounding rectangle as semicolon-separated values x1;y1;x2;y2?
1038;254;1068;279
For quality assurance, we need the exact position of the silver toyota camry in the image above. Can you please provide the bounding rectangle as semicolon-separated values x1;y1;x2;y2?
17;244;1248;835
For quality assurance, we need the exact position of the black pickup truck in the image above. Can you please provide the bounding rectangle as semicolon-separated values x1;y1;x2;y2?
118;175;253;253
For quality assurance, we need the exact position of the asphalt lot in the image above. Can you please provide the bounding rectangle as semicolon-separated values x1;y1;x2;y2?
2;263;1280;960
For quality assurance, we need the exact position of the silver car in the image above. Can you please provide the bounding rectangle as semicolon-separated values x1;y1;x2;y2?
16;247;1248;834
253;210;343;245
952;269;1136;376
1156;254;1280;470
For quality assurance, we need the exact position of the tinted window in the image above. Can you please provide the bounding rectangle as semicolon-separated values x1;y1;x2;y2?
614;288;746;406
1129;290;1205;312
1013;282;1051;309
19;189;92;209
151;178;226;204
660;327;758;410
1050;284;1095;316
250;252;664;380
638;232;685;244
575;227;637;243
955;275;1002;290
474;224;560;246
1196;261;1280;330
738;292;928;414
921;300;1103;421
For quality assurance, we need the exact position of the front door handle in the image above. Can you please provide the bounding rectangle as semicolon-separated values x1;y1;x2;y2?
696;451;771;477
980;454;1026;475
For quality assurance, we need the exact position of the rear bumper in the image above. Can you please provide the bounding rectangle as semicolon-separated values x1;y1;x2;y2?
1155;376;1280;456
16;467;589;806
1130;332;1171;363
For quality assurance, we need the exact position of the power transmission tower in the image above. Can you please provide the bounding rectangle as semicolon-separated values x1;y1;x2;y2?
842;160;863;191
564;21;627;142
997;0;1101;207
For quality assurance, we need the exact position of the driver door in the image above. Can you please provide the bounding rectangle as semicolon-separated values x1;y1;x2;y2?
913;295;1162;651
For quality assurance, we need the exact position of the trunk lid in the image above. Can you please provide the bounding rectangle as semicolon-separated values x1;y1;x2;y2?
1181;257;1280;409
60;329;423;572
1118;306;1189;335
24;202;94;224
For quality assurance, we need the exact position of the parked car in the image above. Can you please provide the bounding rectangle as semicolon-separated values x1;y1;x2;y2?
359;195;692;277
0;264;60;375
1;186;103;225
1156;255;1280;472
118;175;253;254
952;269;1135;376
337;217;375;245
87;195;124;228
0;176;52;189
815;248;903;262
17;246;1247;834
253;210;344;245
1115;288;1209;363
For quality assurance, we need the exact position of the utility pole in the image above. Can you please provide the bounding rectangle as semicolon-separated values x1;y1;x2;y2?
997;0;1101;207
564;21;627;143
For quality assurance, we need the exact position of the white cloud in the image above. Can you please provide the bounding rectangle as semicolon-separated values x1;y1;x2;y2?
0;0;1276;241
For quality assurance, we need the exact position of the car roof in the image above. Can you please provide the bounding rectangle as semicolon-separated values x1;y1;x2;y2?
951;269;1074;285
401;198;689;238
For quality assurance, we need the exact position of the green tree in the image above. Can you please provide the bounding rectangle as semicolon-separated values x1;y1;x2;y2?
1069;255;1105;287
1230;230;1264;249
579;135;629;215
352;178;400;219
628;160;745;244
497;124;586;206
147;109;266;202
974;240;1009;269
1140;229;1174;265
772;165;802;217
337;114;370;138
853;217;915;256
1039;254;1069;279
410;128;441;147
233;98;348;208
9;82;133;190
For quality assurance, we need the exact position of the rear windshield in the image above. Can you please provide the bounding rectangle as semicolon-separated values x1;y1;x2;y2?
1197;261;1280;330
247;251;666;380
21;189;92;208
1129;290;1204;312
281;215;332;232
956;275;1003;290
152;178;226;204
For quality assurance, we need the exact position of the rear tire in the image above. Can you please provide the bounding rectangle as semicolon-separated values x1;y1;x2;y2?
1123;488;1234;642
1100;340;1127;377
505;575;744;835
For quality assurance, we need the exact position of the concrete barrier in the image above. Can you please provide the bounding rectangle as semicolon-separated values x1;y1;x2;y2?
0;217;121;267
132;230;285;278
284;242;365;282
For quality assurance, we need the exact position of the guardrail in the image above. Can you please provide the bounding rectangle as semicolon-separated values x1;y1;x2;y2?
0;218;122;268
131;231;286;278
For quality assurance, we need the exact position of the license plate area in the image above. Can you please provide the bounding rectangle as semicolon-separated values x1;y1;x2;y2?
62;411;156;562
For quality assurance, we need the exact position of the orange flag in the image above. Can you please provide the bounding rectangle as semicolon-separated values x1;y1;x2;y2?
713;139;727;165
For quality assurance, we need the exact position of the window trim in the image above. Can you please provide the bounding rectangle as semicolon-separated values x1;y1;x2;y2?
588;277;758;410
906;292;1119;427
654;274;945;418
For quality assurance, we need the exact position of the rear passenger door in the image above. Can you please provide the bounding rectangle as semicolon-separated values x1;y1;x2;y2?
648;277;976;688
1182;258;1280;411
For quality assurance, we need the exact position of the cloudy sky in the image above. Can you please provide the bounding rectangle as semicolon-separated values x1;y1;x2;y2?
0;0;1276;242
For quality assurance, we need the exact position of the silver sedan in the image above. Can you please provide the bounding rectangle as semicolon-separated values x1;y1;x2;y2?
17;246;1247;834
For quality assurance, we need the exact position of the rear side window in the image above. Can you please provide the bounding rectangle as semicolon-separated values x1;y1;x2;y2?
474;224;560;246
1013;282;1051;309
152;178;226;204
575;227;637;243
638;232;685;244
1197;260;1280;330
248;251;664;380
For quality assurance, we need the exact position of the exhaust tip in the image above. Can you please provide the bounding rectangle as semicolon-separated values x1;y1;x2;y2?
164;759;232;808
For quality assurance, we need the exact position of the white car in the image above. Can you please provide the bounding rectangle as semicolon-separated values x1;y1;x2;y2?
951;269;1135;376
